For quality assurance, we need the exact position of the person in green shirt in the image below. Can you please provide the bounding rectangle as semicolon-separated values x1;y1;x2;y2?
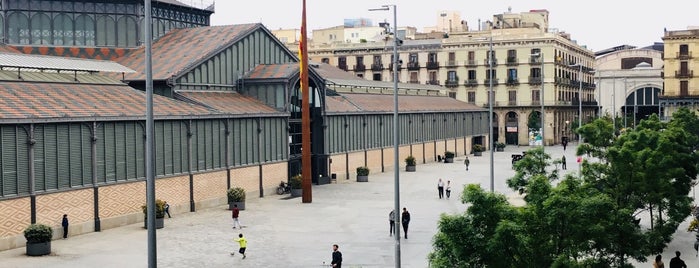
231;233;247;259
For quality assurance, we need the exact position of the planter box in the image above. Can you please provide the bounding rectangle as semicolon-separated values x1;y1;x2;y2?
144;217;165;229
474;151;483;156
317;176;331;185
406;165;416;172
291;188;303;197
26;241;51;256
444;158;454;163
496;148;504;152
229;201;245;210
357;175;369;182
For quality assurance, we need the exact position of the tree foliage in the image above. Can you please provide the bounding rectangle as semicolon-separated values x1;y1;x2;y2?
430;108;699;267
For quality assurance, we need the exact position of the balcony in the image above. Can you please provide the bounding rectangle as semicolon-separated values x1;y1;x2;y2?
465;60;477;67
338;64;348;71
676;51;693;60
445;79;459;88
353;64;366;72
407;62;420;70
506;78;519;86
484;78;499;86
426;80;440;85
371;63;383;71
506;57;518;66
529;76;542;85
530;57;543;65
484;59;498;66
409;80;420;84
465;79;478;87
426;61;440;69
446;60;459;68
675;70;694;78
388;63;402;70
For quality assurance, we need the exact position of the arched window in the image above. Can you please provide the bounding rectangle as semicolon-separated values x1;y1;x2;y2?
53;14;73;46
75;15;95;46
96;15;116;46
116;16;138;47
30;13;51;45
8;12;30;44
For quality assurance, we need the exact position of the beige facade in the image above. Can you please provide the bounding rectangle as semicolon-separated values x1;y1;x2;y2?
312;26;345;44
271;28;300;44
661;28;699;119
307;10;596;145
595;49;663;124
424;10;465;33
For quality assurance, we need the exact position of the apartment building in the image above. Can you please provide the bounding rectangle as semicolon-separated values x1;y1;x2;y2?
307;10;596;146
661;28;699;119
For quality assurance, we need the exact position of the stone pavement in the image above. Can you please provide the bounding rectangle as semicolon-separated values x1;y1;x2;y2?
1;144;697;267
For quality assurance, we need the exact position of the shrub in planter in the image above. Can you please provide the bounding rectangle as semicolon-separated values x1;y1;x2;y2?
405;155;416;172
444;151;455;163
356;166;370;182
142;199;166;229
24;223;53;256
495;142;506;151
227;187;246;210
290;174;303;197
473;144;485;156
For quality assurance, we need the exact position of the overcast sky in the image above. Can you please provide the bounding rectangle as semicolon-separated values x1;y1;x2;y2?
209;0;698;52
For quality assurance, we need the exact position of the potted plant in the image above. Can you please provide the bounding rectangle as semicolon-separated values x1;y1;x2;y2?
289;174;303;197
444;151;455;163
227;187;246;210
473;144;485;156
495;142;506;152
405;155;416;172
356;166;370;182
142;199;166;229
24;223;53;256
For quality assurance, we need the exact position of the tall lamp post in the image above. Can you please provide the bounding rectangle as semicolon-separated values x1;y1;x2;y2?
487;34;494;192
531;52;544;150
369;5;400;268
570;63;584;138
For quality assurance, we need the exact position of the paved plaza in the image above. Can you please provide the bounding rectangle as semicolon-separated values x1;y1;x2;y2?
1;144;697;267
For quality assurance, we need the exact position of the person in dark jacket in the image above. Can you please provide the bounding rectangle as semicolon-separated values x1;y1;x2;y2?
401;208;411;239
669;251;687;268
331;244;342;268
61;214;69;239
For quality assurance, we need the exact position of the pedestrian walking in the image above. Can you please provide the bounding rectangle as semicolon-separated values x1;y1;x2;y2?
164;201;171;218
446;180;452;199
669;251;687;268
61;214;69;239
464;156;470;171
389;210;395;236
331;244;342;268
232;204;242;229
653;254;665;268
230;233;247;259
561;155;567;170
437;178;444;199
562;139;568;151
401;207;411;239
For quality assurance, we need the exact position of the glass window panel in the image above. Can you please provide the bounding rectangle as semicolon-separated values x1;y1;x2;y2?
8;12;30;44
30;13;51;44
75;15;95;46
96;15;115;46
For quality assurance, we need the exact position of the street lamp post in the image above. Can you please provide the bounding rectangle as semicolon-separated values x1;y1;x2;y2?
487;34;494;192
570;63;584;139
531;52;544;150
370;5;400;268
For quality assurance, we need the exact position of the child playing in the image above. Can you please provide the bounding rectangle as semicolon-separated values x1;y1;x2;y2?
231;233;247;259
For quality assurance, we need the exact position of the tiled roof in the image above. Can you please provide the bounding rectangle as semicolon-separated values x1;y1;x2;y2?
0;53;134;73
117;24;260;81
326;93;484;114
7;45;132;61
0;46;19;54
0;82;215;120
176;91;282;115
246;63;298;80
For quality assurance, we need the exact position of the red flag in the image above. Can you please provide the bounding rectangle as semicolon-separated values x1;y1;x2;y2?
299;0;312;203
